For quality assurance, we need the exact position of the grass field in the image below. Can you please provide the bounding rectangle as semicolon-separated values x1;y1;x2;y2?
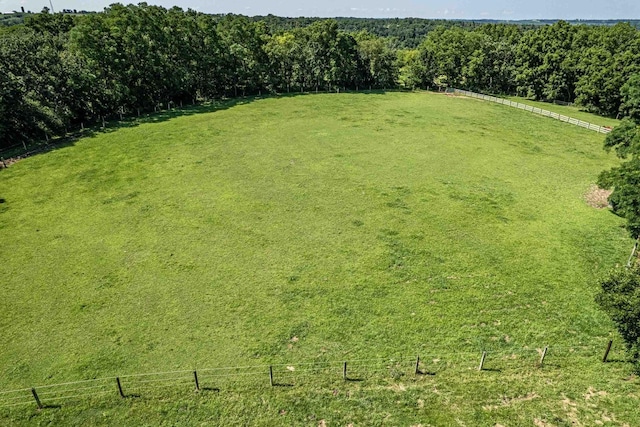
0;91;637;425
505;96;622;129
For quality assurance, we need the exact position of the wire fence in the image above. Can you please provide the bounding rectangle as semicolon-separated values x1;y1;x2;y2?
0;341;620;411
450;88;613;134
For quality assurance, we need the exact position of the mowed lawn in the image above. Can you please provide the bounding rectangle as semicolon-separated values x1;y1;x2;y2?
0;91;636;425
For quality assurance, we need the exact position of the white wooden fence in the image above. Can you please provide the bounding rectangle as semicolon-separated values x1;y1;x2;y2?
452;89;612;134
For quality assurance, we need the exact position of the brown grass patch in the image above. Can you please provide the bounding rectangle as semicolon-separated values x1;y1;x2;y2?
584;184;612;209
483;392;539;411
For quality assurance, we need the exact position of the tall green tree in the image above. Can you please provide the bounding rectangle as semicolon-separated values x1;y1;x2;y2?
515;21;577;101
265;32;298;93
575;23;640;116
355;31;399;89
620;74;640;121
598;118;640;238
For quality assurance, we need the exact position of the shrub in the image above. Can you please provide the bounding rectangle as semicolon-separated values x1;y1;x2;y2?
595;266;640;360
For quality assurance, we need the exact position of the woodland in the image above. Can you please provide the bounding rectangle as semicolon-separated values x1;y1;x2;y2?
1;5;640;149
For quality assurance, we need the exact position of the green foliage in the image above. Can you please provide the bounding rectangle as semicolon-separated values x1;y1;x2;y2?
1;6;405;149
354;31;399;88
0;31;71;144
602;119;640;159
599;119;640;238
251;15;486;49
595;267;640;358
25;10;76;34
515;21;576;102
3;7;640;150
620;74;640;122
575;23;640;117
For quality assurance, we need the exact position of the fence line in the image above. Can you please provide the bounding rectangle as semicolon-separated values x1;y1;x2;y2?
0;341;622;411
450;89;613;134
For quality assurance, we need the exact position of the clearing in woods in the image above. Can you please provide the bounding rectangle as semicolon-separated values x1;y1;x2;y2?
0;91;636;425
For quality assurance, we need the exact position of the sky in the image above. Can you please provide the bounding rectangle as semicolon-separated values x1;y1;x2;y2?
2;0;640;20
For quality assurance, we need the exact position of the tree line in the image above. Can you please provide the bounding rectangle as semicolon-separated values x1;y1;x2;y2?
406;21;640;117
2;4;640;150
0;4;401;149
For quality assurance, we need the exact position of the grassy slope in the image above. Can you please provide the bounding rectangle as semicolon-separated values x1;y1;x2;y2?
505;96;621;128
0;92;636;425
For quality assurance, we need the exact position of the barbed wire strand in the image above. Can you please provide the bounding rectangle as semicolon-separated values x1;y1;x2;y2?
38;384;111;397
44;390;115;403
120;369;193;379
0;394;40;402
128;381;194;393
0;387;32;395
127;376;194;385
36;377;114;389
0;400;34;408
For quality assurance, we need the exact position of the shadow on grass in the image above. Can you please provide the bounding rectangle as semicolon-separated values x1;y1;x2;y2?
0;89;400;167
272;383;295;387
122;393;141;399
40;404;62;410
604;358;630;364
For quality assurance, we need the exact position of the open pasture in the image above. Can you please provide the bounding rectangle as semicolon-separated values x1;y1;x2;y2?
0;92;636;425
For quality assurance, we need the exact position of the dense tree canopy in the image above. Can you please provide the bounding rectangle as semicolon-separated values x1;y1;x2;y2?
598;118;640;239
2;6;640;150
0;5;400;149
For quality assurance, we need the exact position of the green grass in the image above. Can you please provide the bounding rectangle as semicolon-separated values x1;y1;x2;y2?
505;96;621;128
0;91;636;425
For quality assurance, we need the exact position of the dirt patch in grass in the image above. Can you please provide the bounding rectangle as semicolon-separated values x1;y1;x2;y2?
0;156;22;169
584;184;612;209
483;392;539;411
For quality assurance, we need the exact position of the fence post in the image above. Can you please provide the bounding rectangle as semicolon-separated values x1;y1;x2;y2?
602;340;613;363
269;366;274;387
539;347;548;367
31;388;43;409
116;377;125;398
478;352;487;371
415;356;420;375
193;371;200;392
343;362;347;380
